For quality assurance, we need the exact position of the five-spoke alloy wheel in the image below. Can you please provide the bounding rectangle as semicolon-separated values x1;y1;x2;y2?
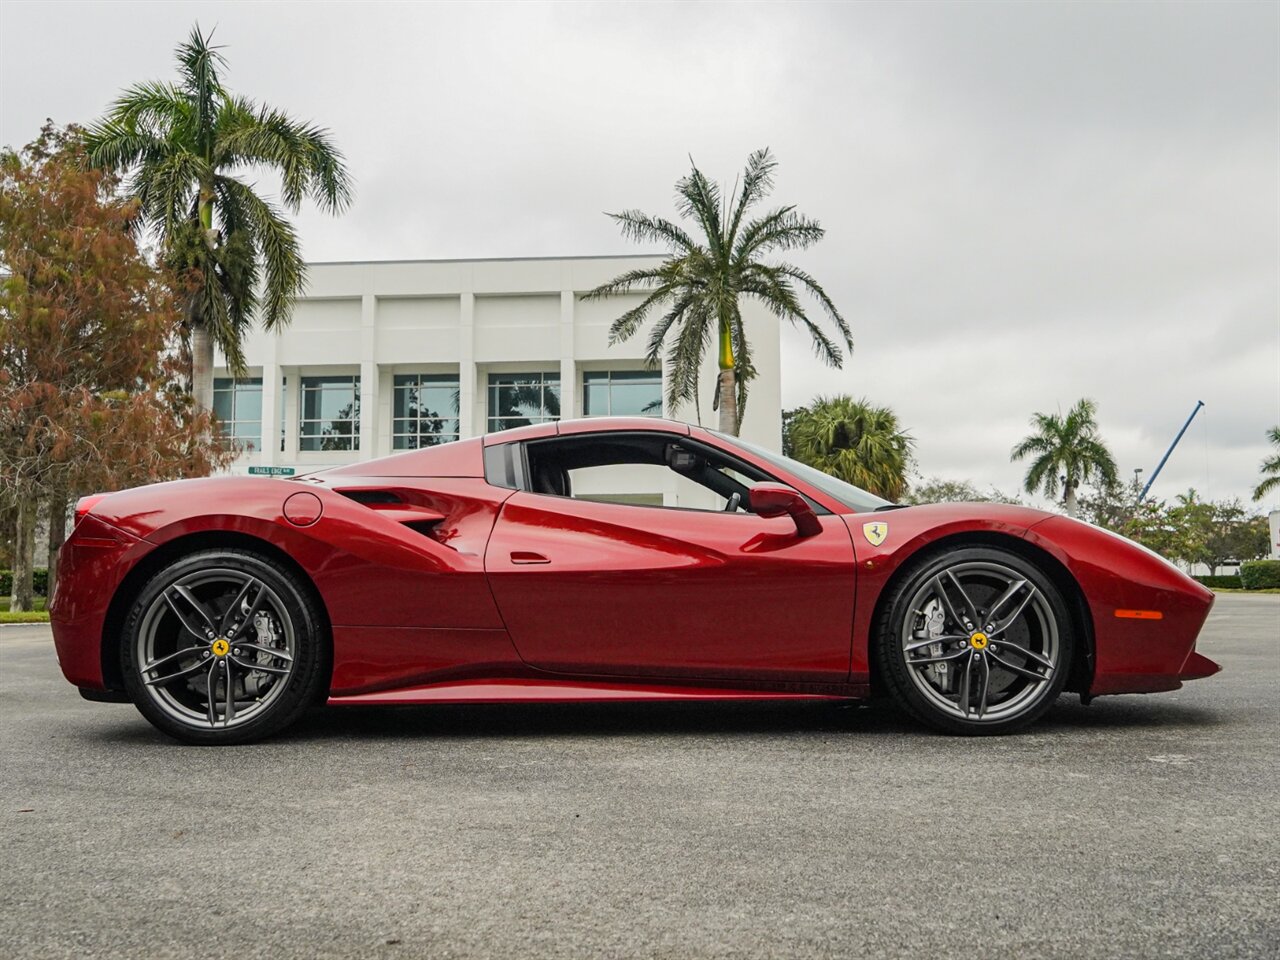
121;549;327;744
875;546;1074;734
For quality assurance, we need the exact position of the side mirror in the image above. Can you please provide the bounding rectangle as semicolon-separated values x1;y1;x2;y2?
748;483;822;538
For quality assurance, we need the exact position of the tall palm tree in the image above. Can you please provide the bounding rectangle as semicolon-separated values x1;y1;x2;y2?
584;149;850;435
1253;426;1280;501
788;396;914;501
1011;398;1118;518
85;25;352;414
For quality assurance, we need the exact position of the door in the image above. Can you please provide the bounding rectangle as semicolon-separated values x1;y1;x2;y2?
482;434;857;682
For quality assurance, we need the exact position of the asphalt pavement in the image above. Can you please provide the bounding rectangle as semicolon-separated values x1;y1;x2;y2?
1;595;1277;959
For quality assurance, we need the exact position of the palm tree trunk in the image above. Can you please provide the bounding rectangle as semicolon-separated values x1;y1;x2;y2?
717;369;738;435
717;318;739;435
9;496;37;613
1064;483;1079;518
191;319;215;415
46;493;68;592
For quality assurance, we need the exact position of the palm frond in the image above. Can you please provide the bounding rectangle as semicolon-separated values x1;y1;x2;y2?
216;97;351;212
771;262;851;353
606;283;676;344
604;210;698;254
675;160;725;261
216;177;304;329
582;265;672;301
176;24;226;151
735;207;825;259
725;147;776;249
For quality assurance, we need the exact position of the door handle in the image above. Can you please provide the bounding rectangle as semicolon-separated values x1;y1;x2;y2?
510;551;550;565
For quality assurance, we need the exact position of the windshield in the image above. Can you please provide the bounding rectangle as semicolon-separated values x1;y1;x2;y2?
711;431;894;513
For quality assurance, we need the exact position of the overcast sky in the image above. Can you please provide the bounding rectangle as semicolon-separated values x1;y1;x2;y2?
2;0;1277;510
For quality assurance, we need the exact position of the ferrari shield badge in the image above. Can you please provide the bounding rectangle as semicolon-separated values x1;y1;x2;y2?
862;521;889;547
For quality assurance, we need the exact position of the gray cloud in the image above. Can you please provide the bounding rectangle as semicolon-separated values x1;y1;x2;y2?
3;0;1276;508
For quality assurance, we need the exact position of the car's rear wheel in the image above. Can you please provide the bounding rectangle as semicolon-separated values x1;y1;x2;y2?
874;545;1073;735
120;549;326;745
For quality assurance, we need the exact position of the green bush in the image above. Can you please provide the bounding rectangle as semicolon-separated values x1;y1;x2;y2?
1195;575;1243;590
0;569;49;596
1240;560;1280;590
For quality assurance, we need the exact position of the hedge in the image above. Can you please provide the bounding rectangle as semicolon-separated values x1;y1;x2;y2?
0;569;49;596
1195;575;1243;590
1240;560;1280;590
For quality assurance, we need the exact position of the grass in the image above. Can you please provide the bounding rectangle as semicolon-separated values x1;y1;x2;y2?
0;611;50;624
0;596;50;623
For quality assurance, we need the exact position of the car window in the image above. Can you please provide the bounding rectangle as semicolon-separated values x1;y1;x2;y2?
522;433;770;513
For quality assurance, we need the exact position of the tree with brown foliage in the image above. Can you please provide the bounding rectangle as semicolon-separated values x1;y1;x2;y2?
1;124;233;610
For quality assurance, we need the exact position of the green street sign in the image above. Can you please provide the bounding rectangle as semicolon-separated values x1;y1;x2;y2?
248;466;296;477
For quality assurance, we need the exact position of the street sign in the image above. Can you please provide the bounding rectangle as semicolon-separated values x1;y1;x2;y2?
248;466;296;477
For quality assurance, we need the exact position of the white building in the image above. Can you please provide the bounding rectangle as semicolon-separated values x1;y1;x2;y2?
215;255;782;500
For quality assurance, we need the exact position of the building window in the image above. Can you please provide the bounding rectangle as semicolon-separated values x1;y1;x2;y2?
212;377;263;450
300;375;360;451
487;373;560;432
582;370;663;417
393;374;460;449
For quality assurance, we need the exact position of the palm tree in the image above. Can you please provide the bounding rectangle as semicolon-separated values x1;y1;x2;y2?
1011;398;1118;518
85;25;352;414
584;149;850;435
1253;426;1280;501
788;396;914;500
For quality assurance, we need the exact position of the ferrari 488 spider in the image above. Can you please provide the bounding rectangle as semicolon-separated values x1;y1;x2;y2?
50;418;1219;744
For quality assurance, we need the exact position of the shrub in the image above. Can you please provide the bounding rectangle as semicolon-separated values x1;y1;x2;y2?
0;569;49;596
1195;575;1243;590
1239;560;1280;590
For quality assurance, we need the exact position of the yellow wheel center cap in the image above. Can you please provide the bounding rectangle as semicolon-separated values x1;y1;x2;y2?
969;632;989;650
211;638;230;657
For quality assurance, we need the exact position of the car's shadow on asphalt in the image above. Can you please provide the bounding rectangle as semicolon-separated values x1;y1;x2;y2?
77;694;1228;747
272;694;1227;743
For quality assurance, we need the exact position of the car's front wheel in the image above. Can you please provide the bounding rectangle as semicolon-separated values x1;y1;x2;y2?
874;545;1074;735
120;549;327;745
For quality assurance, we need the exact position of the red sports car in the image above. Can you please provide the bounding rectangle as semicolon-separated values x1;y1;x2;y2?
50;417;1220;744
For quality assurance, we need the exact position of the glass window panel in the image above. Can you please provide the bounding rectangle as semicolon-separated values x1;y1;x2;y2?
234;388;262;422
318;388;356;420
489;415;532;431
419;386;457;415
610;382;662;416
487;373;560;428
393;386;414;419
583;383;610;416
212;390;233;421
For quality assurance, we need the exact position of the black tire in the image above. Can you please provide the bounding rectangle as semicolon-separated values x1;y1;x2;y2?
873;545;1074;735
120;548;327;745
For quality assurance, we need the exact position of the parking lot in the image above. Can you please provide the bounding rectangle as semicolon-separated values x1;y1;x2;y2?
1;594;1277;959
